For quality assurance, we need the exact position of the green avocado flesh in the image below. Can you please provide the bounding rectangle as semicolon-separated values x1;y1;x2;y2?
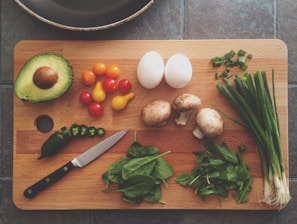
14;53;73;103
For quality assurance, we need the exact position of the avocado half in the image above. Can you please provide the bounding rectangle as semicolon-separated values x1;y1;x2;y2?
14;52;73;103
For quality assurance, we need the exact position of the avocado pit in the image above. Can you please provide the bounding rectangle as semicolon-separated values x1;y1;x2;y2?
33;66;58;89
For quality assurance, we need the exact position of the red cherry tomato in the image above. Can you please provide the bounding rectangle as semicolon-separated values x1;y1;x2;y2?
118;78;132;94
88;102;104;117
79;91;93;105
102;77;117;93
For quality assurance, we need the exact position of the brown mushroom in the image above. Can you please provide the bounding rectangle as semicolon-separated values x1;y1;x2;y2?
193;108;223;139
172;93;201;125
141;99;171;127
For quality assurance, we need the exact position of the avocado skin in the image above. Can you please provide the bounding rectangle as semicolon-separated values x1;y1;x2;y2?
14;52;74;103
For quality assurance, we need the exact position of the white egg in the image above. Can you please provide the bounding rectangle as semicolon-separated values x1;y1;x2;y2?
137;51;164;89
164;53;192;88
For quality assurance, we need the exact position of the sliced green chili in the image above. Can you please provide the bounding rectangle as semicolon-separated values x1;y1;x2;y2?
97;128;105;137
70;124;81;137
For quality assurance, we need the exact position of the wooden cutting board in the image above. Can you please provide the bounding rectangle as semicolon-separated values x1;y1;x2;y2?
13;40;288;210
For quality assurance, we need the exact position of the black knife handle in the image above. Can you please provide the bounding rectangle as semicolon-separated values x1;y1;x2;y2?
24;161;75;198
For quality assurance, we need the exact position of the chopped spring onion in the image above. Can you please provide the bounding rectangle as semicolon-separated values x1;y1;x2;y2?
237;49;246;56
216;70;291;209
212;49;253;80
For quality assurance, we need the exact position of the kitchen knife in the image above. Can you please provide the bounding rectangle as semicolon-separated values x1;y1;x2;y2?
24;128;128;198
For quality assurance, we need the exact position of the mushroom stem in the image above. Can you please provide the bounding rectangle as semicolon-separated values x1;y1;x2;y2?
172;93;201;126
192;126;204;139
175;111;193;125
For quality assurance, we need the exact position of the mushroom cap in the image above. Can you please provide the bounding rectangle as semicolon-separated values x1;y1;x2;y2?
141;99;171;127
172;93;201;111
195;108;223;137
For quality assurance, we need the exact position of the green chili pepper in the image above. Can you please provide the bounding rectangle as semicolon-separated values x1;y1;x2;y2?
38;131;70;159
38;124;106;159
61;126;72;140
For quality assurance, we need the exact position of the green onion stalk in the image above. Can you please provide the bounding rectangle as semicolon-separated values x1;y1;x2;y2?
216;70;291;209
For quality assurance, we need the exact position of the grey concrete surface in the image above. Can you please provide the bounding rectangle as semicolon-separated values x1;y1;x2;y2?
1;0;296;223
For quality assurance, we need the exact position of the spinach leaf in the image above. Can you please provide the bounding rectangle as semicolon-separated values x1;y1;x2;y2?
126;141;143;158
143;145;159;156
102;132;172;204
127;143;159;158
122;195;143;204
108;157;131;184
143;185;162;203
118;175;155;198
122;151;170;180
155;157;173;180
122;156;157;180
126;131;159;158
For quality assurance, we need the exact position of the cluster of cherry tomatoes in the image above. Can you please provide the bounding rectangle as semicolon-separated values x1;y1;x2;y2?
80;62;132;117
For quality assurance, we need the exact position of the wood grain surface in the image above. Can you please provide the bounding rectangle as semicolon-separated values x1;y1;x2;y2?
13;40;288;210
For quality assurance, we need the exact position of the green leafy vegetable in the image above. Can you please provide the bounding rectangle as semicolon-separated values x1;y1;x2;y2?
105;175;155;198
127;143;159;158
107;157;131;184
102;132;172;204
155;157;173;181
202;141;238;164
176;141;253;203
143;185;163;203
122;156;158;180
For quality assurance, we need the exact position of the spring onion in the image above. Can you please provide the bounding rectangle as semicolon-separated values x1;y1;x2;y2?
216;70;291;209
212;49;253;80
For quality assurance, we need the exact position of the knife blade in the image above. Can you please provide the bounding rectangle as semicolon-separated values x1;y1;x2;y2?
24;128;128;198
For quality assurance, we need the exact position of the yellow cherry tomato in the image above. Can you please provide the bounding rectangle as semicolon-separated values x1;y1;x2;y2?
92;81;106;102
111;92;135;110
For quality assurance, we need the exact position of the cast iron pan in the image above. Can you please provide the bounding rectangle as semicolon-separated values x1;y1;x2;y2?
15;0;154;31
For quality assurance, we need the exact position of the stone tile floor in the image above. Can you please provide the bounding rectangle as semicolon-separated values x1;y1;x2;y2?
1;0;296;223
